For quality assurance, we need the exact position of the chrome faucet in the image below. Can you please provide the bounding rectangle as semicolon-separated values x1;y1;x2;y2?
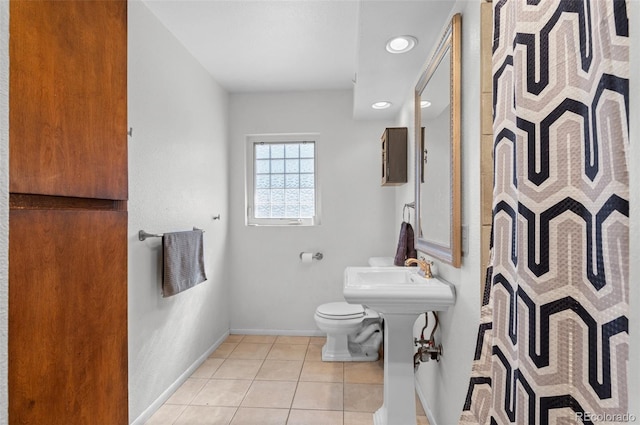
404;258;433;278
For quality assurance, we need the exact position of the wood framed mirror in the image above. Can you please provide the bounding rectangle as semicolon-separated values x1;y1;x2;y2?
414;13;461;267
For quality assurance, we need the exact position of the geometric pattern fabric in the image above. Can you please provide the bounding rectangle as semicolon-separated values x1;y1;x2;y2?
460;1;630;423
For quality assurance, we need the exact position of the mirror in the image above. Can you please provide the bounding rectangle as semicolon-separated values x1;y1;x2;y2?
414;14;461;267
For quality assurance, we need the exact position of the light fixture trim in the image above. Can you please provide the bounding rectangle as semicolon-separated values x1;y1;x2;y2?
386;35;418;54
372;101;392;110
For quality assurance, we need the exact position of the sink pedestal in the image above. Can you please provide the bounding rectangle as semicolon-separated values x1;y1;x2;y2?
342;267;455;425
373;313;418;425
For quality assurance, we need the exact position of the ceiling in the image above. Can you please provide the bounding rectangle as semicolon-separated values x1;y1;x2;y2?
143;0;455;120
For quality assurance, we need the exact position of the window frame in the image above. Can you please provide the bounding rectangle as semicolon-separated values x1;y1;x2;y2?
245;133;321;226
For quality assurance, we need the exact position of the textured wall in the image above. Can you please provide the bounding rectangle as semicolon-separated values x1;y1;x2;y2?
127;1;230;422
228;90;396;333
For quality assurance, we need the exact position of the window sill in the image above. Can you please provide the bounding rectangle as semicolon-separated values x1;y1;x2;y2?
246;218;319;226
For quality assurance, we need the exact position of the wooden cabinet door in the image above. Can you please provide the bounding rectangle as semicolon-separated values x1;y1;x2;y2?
381;128;407;186
9;0;127;200
9;209;128;425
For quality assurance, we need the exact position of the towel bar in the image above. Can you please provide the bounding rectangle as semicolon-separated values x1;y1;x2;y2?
139;228;204;241
403;202;415;222
138;230;162;241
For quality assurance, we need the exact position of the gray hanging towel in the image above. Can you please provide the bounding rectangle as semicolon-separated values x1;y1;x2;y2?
394;222;408;266
162;230;207;297
393;221;418;266
406;222;417;261
394;222;417;266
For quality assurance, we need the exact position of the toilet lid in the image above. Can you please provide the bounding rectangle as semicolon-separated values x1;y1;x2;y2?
316;302;365;320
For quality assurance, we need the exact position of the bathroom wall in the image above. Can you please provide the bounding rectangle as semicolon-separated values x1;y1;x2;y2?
0;2;9;421
228;90;396;333
394;2;483;424
127;1;230;422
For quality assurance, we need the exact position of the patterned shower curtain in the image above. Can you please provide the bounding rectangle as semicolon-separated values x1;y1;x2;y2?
461;1;630;424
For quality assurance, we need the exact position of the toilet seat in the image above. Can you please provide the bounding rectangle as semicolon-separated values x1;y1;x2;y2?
316;302;365;320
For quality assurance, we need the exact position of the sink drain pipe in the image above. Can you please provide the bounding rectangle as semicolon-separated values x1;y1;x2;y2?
414;312;443;371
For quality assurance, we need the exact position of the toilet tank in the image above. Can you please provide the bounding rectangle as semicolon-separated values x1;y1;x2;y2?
367;257;395;267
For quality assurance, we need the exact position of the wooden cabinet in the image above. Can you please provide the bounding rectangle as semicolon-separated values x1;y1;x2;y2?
381;127;407;186
9;1;128;424
9;208;128;425
9;0;127;200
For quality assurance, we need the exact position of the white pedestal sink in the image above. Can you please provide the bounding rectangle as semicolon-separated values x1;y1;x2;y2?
343;267;456;425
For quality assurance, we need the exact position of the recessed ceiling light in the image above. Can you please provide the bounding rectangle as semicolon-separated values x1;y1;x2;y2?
421;100;432;108
372;101;392;110
386;36;418;54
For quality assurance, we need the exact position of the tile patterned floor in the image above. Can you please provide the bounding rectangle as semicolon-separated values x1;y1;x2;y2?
146;335;430;425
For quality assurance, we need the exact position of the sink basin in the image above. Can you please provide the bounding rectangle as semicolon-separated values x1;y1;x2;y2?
343;266;456;425
343;267;455;314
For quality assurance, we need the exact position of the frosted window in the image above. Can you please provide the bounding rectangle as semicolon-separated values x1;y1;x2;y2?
256;175;270;189
300;159;314;173
255;204;270;218
271;174;285;188
285;144;299;158
270;144;285;158
255;159;270;174
255;144;270;159
285;159;299;173
300;143;314;158
271;189;285;203
300;204;314;218
300;174;314;188
252;140;316;222
285;174;299;188
300;189;314;204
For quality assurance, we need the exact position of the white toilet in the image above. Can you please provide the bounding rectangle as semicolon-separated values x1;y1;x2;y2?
313;257;392;362
314;302;382;361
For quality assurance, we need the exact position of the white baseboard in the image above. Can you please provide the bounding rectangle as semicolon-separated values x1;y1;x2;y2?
130;330;229;425
230;328;324;337
415;374;438;425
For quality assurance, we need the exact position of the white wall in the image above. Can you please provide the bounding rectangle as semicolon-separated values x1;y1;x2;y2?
127;1;230;422
395;2;484;424
0;2;9;423
228;90;396;333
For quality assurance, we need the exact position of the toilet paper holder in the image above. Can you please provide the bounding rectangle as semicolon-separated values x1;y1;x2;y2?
299;252;324;261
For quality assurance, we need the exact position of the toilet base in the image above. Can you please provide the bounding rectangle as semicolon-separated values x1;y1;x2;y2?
321;343;379;362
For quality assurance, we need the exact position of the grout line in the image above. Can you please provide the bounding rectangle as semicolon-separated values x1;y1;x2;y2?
227;406;240;425
156;334;390;425
289;372;301;413
288;341;309;415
